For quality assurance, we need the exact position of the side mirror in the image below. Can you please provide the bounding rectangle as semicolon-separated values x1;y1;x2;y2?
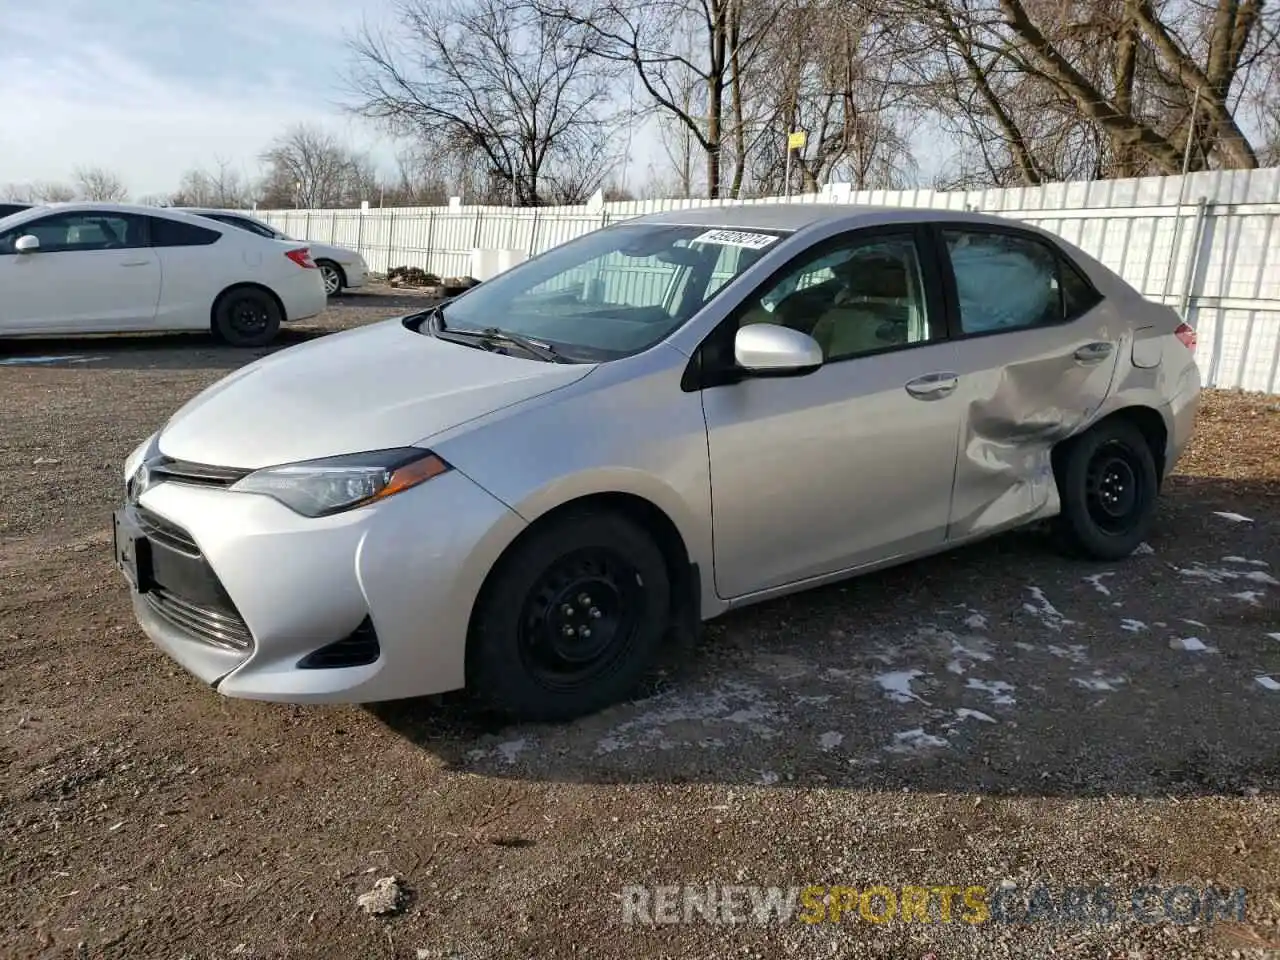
14;234;40;254
734;323;823;375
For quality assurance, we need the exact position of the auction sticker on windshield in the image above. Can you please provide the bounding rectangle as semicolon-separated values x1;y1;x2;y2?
692;229;780;250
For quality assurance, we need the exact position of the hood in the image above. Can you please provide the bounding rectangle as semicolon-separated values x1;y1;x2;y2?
157;318;594;468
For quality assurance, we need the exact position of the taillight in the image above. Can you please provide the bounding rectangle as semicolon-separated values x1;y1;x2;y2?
1174;322;1197;351
285;248;316;269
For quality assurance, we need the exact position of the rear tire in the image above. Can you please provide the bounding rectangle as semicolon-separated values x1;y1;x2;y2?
212;288;282;348
467;511;671;722
1051;419;1159;561
318;260;345;296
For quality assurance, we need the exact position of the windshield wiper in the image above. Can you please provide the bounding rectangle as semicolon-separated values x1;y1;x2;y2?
434;316;567;363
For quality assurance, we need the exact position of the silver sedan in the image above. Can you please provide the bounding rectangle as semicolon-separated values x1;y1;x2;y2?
114;204;1201;721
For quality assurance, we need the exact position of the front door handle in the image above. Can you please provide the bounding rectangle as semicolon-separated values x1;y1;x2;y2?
1074;341;1113;363
120;260;151;267
904;372;959;400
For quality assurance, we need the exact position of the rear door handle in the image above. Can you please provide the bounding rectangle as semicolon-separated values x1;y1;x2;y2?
904;372;959;400
1074;342;1113;363
120;259;151;267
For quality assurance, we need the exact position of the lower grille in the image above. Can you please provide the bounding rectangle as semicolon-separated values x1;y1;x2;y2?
298;618;380;669
145;588;252;651
135;507;199;556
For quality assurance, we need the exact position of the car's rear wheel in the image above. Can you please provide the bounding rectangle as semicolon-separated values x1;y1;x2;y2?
468;510;670;722
318;260;344;296
212;288;282;348
1052;419;1159;560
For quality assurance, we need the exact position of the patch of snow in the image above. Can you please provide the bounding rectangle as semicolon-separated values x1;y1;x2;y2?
874;669;929;704
1223;556;1269;567
1174;564;1279;587
794;694;833;705
1213;511;1253;523
1120;619;1147;633
954;708;997;724
1074;674;1126;692
1256;676;1280;691
1083;573;1115;596
1169;637;1216;653
1230;591;1264;605
945;636;995;675
886;728;950;754
818;731;844;752
593;681;783;754
1013;642;1037;652
1047;644;1089;664
1267;633;1280;643
466;738;534;764
966;678;1017;706
963;613;989;631
1182;619;1207;627
1134;542;1155;555
1023;586;1075;631
756;770;779;786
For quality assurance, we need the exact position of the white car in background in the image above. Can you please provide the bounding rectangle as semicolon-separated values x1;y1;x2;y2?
178;208;369;297
0;202;327;347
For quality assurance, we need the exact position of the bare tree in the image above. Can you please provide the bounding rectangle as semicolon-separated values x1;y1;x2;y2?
540;0;784;199
348;0;614;206
890;0;1274;184
171;158;255;208
259;125;373;207
74;167;129;201
0;181;77;202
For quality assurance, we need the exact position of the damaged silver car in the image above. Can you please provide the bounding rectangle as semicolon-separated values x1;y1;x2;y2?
117;203;1199;722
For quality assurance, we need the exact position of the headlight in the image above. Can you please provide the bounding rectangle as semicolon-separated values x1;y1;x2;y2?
229;448;450;517
124;432;159;489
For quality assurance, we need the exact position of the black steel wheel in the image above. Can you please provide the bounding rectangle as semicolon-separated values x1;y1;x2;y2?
212;288;282;348
468;511;670;721
1052;418;1159;560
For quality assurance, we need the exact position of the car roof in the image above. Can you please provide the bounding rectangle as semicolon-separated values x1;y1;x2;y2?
626;202;1022;233
175;207;258;217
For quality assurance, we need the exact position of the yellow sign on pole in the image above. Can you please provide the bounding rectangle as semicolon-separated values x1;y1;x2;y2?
787;131;807;150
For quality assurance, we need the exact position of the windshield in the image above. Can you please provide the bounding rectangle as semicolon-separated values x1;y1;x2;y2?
436;222;788;361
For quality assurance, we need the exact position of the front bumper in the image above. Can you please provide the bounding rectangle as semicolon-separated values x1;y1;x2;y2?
115;468;525;703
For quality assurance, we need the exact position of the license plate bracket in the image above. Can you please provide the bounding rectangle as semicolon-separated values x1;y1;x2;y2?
113;510;153;593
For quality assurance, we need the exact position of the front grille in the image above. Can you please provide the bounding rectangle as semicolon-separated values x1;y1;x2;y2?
135;506;199;556
145;588;253;651
298;618;380;669
150;457;249;488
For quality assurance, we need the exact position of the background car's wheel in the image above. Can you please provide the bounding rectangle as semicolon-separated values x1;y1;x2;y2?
318;260;345;296
468;510;671;722
1052;418;1159;561
212;288;282;348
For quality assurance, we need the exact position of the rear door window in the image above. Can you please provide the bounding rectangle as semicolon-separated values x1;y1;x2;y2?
941;229;1102;334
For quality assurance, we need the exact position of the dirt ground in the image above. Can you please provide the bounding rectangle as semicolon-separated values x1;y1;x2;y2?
2;289;1278;959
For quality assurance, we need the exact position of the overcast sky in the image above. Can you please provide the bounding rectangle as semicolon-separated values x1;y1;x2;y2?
2;1;935;201
1;0;410;197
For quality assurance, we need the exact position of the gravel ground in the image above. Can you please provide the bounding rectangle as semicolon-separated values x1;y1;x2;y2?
2;289;1278;959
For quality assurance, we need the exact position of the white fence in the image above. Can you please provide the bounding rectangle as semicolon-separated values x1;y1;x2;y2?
254;168;1280;394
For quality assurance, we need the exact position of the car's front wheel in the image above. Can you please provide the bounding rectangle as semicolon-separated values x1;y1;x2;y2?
468;510;671;722
212;287;282;348
1052;418;1159;560
318;260;344;296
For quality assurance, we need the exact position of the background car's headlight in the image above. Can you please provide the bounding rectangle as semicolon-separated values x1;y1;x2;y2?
229;448;450;518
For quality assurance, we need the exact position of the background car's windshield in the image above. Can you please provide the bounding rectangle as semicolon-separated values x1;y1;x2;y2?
439;222;788;360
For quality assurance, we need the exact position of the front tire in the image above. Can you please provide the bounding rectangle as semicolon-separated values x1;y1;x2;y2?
1052;419;1159;561
467;511;671;722
318;260;344;296
211;288;282;348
